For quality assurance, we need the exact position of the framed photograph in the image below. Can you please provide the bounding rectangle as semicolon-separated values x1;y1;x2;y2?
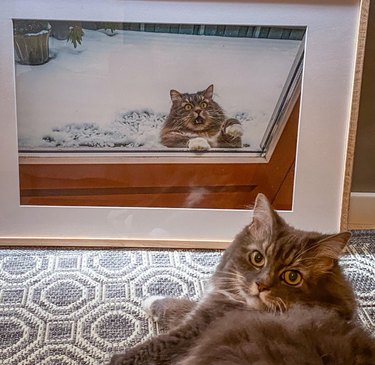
15;19;303;210
0;0;363;247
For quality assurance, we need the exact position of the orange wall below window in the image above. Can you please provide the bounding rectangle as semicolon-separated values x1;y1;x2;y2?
19;99;299;210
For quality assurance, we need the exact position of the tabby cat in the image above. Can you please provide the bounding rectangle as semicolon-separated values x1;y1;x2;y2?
160;84;243;151
109;194;375;365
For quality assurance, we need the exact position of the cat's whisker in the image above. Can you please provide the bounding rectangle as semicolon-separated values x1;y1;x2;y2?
216;272;243;279
216;267;245;277
265;297;284;314
270;302;276;314
277;300;284;313
270;299;279;313
276;302;281;313
214;276;241;285
217;283;242;292
215;275;238;281
214;278;246;295
277;297;287;313
215;271;248;291
273;297;282;313
215;289;244;304
264;300;272;313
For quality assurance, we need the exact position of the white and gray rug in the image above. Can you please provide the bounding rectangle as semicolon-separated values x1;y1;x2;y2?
0;230;374;365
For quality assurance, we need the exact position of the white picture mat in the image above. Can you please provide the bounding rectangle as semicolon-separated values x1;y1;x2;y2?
0;0;360;242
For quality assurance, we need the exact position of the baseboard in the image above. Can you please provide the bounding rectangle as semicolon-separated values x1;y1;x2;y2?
0;237;230;249
348;192;375;229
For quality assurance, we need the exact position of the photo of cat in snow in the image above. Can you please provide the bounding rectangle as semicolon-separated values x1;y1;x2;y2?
161;84;243;151
14;21;306;209
14;20;305;155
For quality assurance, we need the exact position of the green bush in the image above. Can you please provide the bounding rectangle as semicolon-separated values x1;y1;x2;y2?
67;24;84;48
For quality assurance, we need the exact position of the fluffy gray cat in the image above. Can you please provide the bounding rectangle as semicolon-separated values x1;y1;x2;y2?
160;84;243;151
109;194;375;365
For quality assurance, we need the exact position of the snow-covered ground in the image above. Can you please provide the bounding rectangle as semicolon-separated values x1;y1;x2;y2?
15;28;301;151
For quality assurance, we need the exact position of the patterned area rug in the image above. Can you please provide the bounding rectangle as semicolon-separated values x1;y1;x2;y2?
0;230;374;365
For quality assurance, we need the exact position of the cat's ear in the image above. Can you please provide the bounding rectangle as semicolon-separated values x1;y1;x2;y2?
203;84;214;100
170;89;182;102
313;232;351;272
248;193;275;241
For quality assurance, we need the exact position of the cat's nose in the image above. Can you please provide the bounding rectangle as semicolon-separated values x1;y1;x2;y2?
256;281;268;292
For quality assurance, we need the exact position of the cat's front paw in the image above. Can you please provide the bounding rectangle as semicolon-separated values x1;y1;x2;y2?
188;137;210;151
143;296;167;322
109;353;127;365
225;124;243;138
109;350;141;365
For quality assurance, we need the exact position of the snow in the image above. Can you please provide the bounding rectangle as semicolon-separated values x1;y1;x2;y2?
15;28;301;152
23;29;49;37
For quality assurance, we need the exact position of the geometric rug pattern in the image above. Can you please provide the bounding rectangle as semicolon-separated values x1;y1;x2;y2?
341;230;375;332
0;230;374;365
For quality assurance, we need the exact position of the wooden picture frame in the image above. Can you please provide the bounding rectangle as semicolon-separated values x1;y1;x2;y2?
0;0;364;248
341;0;373;230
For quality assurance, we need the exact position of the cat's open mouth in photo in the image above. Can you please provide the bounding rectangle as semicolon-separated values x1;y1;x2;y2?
194;116;205;124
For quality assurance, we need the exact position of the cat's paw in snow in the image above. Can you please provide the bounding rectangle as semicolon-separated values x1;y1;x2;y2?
225;124;243;138
188;137;210;151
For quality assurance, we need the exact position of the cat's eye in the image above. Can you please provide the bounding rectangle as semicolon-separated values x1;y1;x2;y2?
282;270;303;286
184;104;193;111
249;250;265;268
200;101;208;109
